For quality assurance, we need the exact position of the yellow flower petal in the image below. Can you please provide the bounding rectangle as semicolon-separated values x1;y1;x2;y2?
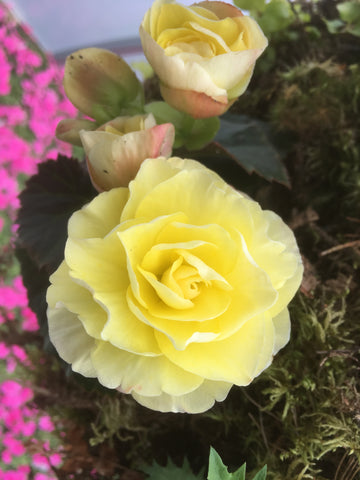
47;287;97;378
47;261;106;339
132;379;232;413
65;229;160;355
156;313;272;385
91;341;203;396
140;0;268;117
67;187;128;240
272;308;291;355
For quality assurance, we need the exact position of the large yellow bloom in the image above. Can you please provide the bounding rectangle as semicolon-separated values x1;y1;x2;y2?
47;157;303;413
140;0;268;118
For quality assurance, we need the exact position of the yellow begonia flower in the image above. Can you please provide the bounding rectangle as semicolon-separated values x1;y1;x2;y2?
79;113;175;191
46;157;303;413
139;0;268;118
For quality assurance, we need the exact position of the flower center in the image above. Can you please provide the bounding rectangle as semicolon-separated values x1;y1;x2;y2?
161;256;206;300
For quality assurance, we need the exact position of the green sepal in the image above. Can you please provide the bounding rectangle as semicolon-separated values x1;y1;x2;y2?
145;101;220;150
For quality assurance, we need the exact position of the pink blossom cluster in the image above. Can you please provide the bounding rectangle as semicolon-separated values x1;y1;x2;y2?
0;2;76;213
0;380;62;480
0;1;78;477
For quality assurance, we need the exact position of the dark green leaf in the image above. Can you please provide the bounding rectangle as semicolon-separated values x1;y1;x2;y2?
15;246;53;352
215;114;290;186
17;155;96;273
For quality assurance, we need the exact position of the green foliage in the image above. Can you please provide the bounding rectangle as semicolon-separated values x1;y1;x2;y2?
90;395;148;447
145;101;220;150
234;0;295;35
142;448;266;480
17;155;96;272
326;0;360;36
270;60;360;217
208;448;266;480
142;457;203;480
215;113;289;185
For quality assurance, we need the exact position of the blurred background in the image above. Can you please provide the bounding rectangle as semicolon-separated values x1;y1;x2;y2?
6;0;195;62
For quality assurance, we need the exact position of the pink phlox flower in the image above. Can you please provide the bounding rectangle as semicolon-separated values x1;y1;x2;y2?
21;307;39;331
1;470;29;480
2;34;26;56
0;380;33;408
34;474;57;480
0;128;34;176
0;342;10;359
0;169;19;209
1;449;12;464
49;452;62;467
0;47;11;95
16;49;42;75
0;106;26;126
38;415;54;432
11;345;27;362
21;419;36;436
0;276;27;309
5;356;17;374
32;452;50;470
3;434;26;456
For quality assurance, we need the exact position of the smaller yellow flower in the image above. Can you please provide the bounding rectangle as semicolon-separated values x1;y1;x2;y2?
140;0;268;118
80;113;175;191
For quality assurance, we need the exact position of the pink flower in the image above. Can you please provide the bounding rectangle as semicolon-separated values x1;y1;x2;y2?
38;415;54;432
1;380;33;408
0;342;10;359
22;307;39;331
32;453;50;469
3;435;26;456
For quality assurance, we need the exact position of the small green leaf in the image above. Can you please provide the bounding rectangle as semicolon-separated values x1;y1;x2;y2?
17;155;96;273
215;114;290;186
259;0;295;34
145;101;219;150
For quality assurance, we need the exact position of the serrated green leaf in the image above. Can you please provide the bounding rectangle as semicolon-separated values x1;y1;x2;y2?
207;448;267;480
17;155;96;273
215;114;290;186
142;457;203;480
208;447;246;480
